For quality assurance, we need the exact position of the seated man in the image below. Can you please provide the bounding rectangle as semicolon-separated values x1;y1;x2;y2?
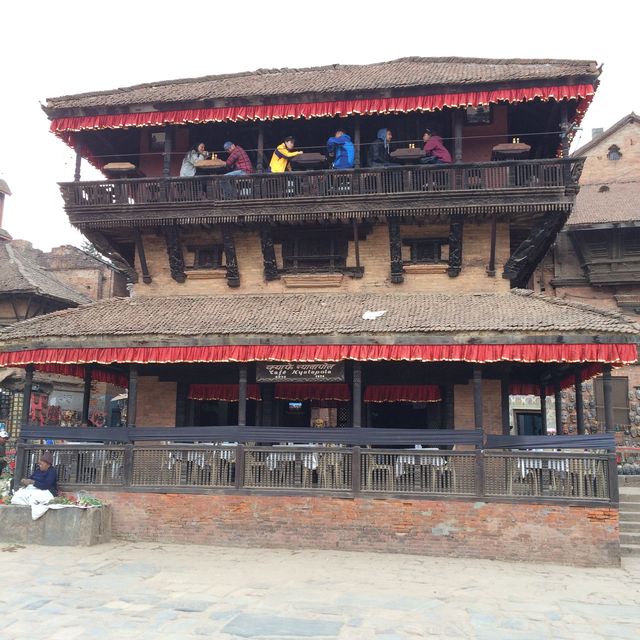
223;141;255;175
326;129;355;169
368;128;398;167
421;129;452;164
20;451;58;496
269;136;303;173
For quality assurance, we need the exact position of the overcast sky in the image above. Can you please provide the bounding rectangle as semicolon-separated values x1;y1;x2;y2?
1;1;637;250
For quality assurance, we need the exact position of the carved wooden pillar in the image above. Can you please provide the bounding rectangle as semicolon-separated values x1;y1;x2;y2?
388;219;404;284
452;109;463;163
352;362;362;428
575;371;585;435
74;143;82;182
259;224;280;281
21;364;34;427
135;231;152;284
256;123;265;172
602;365;615;433
238;365;248;427
540;386;547;435
500;377;511;435
162;126;174;178
447;215;464;277
81;366;92;425
473;367;483;433
128;365;138;428
164;227;186;283
222;225;240;287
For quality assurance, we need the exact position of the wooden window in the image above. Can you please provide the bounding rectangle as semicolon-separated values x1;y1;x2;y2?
189;246;223;269
594;376;629;426
403;238;448;264
282;235;347;271
514;410;544;436
622;229;640;258
607;145;622;161
583;231;610;260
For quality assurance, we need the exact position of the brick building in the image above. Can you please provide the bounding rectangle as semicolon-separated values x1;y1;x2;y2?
1;58;637;564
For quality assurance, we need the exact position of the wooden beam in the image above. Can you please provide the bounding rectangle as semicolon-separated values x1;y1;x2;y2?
74;143;82;182
175;381;188;427
259;224;280;281
473;367;483;432
238;365;247;427
500;377;511;435
353;116;361;168
540;388;547;435
487;214;497;277
352;219;361;269
83;230;138;283
162;126;173;178
442;384;454;429
352;362;362;428
453;109;463;163
135;231;152;284
447;215;464;277
575;371;585;435
127;365;138;428
602;365;614;433
256;124;265;172
21;364;34;427
388;219;404;284
554;378;563;435
222;225;240;287
164;227;186;283
81;366;92;425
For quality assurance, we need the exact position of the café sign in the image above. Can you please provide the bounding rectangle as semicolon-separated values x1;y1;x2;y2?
256;362;345;383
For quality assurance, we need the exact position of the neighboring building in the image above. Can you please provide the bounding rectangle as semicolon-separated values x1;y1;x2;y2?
0;186;127;435
0;58;636;564
542;113;640;442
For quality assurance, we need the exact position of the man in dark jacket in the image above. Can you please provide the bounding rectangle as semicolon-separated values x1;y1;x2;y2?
20;451;58;495
368;128;399;167
421;129;452;164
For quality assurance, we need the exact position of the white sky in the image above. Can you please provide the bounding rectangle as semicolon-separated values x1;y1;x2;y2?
0;0;637;250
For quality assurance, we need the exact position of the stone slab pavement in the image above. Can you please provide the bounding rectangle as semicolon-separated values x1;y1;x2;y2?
1;541;639;639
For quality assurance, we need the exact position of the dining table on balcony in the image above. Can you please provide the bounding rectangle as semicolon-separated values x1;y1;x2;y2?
194;158;228;173
389;147;426;164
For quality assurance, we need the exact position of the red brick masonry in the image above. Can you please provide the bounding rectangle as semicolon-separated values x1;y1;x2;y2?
92;492;620;567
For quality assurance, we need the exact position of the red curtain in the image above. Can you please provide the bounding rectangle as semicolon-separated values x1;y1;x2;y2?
274;384;351;401
364;385;442;403
50;84;595;136
34;363;128;388
2;343;636;366
187;384;261;401
509;363;607;396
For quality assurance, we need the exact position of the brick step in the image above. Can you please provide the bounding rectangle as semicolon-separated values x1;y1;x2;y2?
620;522;640;532
621;544;640;557
619;502;640;512
620;532;640;545
620;510;640;521
619;489;640;502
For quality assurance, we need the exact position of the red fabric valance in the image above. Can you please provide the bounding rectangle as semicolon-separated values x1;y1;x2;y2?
364;385;442;403
188;383;261;401
50;84;595;136
509;363;607;396
275;384;351;401
34;363;128;388
1;343;636;367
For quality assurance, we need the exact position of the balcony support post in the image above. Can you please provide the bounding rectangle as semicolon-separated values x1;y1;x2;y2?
135;231;152;284
238;365;247;427
352;362;362;428
162;126;173;178
447;214;463;277
602;365;615;433
164;227;186;283
453;109;463;163
259;223;280;281
256;123;265;172
74;144;82;182
554;377;563;435
575;370;585;435
81;366;92;425
486;214;497;276
540;385;548;435
473;367;483;434
354;116;361;168
127;365;138;428
388;219;404;284
222;225;240;287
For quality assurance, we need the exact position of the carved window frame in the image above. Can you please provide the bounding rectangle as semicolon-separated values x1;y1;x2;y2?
187;245;224;270
403;238;449;265
607;145;622;161
281;233;348;273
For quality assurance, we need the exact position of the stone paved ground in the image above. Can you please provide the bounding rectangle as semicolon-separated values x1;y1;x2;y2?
1;542;639;639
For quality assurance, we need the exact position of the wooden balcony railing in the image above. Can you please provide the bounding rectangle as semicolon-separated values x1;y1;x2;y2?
59;158;584;211
15;423;616;505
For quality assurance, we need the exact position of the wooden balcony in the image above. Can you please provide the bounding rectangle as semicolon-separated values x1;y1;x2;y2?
59;158;585;228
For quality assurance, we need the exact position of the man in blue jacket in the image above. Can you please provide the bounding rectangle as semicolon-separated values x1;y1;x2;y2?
20;451;58;496
326;129;355;169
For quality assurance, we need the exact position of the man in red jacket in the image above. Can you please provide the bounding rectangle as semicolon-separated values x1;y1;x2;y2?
223;141;255;175
421;129;452;164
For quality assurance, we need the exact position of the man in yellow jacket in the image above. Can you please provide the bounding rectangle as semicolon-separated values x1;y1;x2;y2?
269;136;303;172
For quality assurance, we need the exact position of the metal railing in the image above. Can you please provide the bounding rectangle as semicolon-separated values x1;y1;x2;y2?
59;158;584;210
16;440;616;504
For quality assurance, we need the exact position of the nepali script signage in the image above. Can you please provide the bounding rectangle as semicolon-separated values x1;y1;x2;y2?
256;362;345;383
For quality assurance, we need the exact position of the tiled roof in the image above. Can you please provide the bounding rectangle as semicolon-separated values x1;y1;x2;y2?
0;242;91;305
45;57;599;112
567;181;640;226
572;112;639;158
0;290;637;344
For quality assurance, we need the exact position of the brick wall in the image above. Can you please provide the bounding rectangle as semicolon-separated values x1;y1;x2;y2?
135;376;177;427
133;221;511;297
454;380;503;435
90;491;619;567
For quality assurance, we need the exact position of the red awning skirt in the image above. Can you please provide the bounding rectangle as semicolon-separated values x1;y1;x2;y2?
188;383;261;401
364;385;442;403
275;384;351;402
34;363;128;388
1;343;636;367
